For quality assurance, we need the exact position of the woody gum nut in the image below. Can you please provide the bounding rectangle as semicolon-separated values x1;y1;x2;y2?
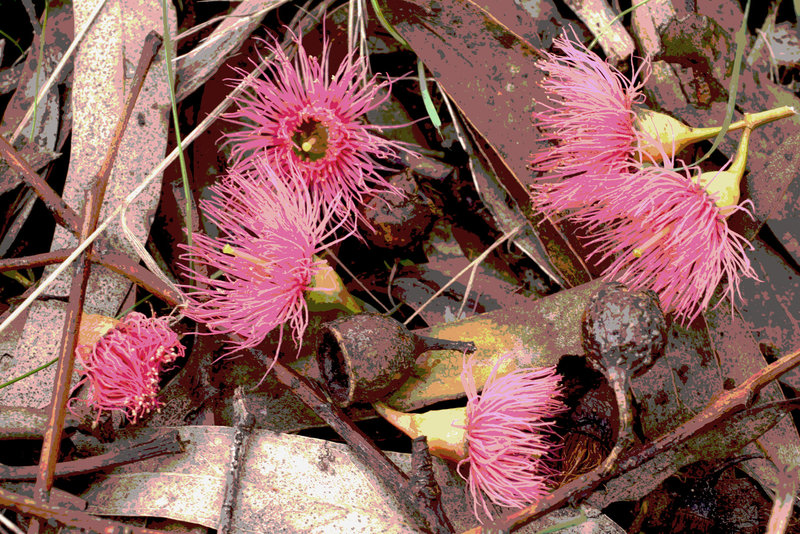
359;172;437;250
582;282;668;377
317;313;475;407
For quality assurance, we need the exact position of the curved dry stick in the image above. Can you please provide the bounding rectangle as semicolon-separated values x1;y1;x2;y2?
254;346;454;533
0;430;183;481
30;199;93;534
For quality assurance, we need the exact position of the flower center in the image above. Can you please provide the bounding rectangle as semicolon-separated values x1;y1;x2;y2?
291;118;329;162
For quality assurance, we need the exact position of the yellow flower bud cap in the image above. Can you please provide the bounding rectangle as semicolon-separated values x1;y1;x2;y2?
692;170;742;217
305;256;362;313
77;313;120;347
635;109;696;161
373;402;468;462
691;121;753;217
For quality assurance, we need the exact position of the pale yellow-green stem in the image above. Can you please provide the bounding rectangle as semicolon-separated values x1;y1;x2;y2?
637;105;795;162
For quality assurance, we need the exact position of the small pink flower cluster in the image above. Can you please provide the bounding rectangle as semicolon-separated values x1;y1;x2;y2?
181;166;344;358
181;33;407;360
224;35;405;230
530;33;756;323
74;312;184;423
459;355;567;521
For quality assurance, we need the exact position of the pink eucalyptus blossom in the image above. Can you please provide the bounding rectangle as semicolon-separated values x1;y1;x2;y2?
73;312;184;423
530;31;648;216
180;163;348;360
574;163;758;323
224;33;408;230
458;354;567;521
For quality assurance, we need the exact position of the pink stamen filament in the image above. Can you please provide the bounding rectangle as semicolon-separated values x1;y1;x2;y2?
632;226;672;258
222;244;272;270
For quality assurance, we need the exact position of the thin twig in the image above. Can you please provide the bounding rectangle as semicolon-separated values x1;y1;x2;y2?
0;430;183;481
409;437;454;533
404;224;522;325
323;249;390;313
0;136;82;235
28;197;93;534
218;387;255;534
19;0;41;36
252;347;454;534
90;32;163;223
0;248;182;305
10;0;111;144
0;512;24;534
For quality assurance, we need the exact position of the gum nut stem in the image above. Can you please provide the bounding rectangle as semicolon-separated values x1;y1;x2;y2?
580;284;666;469
374;402;469;462
305;256;363;314
636;105;795;162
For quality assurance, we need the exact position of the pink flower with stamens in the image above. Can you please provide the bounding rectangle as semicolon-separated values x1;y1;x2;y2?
574;163;758;323
180;163;348;360
530;31;648;215
73;312;184;423
458;354;567;522
224;33;408;230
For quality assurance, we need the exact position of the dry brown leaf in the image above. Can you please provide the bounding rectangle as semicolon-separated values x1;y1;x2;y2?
377;0;582;285
561;0;635;63
0;301;70;408
0;2;72;194
44;0;176;314
704;305;800;498
174;0;291;101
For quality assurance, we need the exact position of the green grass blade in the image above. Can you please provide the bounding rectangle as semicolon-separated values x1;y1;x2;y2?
29;3;50;140
160;0;194;281
369;0;409;48
677;0;750;170
0;30;25;55
417;58;441;133
0;357;58;390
